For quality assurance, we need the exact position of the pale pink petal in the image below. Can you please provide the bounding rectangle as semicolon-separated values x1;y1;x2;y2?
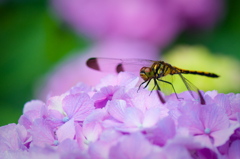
142;107;162;128
178;107;204;135
75;124;88;150
214;93;232;116
201;104;229;132
16;125;28;144
123;107;144;128
70;82;91;94
88;141;110;159
18;110;40;130
62;93;94;121
99;129;122;143
163;144;192;159
194;135;214;149
109;133;152;159
205;90;218;99
228;140;240;159
83;122;102;142
2;149;29;159
57;139;79;154
211;124;240;147
149;116;176;146
23;100;45;113
47;109;65;128
0;124;19;150
28;145;60;159
84;109;108;124
107;100;127;122
116;72;139;90
56;118;75;143
30;119;55;147
47;94;67;114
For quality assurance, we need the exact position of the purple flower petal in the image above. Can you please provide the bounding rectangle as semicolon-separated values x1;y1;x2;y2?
23;100;45;113
109;133;153;159
56;118;75;143
228;140;240;159
211;124;240;147
30;119;55;147
108;100;127;122
149;116;176;146
62;93;94;121
123;107;144;128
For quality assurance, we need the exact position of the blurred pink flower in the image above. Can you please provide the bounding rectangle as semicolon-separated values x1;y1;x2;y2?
51;0;182;47
36;40;159;100
51;0;223;46
2;73;240;158
173;0;224;28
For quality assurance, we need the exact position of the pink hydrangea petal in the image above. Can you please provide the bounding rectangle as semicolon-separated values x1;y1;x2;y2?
109;133;153;159
107;100;127;122
205;90;218;99
194;135;213;149
214;93;232;116
23;100;45;113
62;93;94;121
178;107;205;135
83;121;102;142
57;138;79;154
211;124;240;147
142;108;162;128
70;82;91;94
75;124;88;150
16;125;28;144
228;140;240;159
56;118;75;143
123;107;144;128
88;141;110;159
162;144;192;159
84;109;108;124
116;72;139;89
201;104;229;132
30;119;55;147
0;124;22;150
28;145;60;159
99;129;122;143
2;149;29;159
18;110;40;130
47;109;65;128
149;116;176;146
47;94;68;114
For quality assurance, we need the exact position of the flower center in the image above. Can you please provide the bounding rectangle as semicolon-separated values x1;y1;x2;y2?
63;116;69;122
204;128;211;134
53;140;59;146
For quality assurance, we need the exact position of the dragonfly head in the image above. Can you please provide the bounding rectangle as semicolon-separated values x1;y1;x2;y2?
140;67;154;81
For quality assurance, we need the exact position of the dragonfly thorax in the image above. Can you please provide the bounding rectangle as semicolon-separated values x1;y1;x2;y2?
140;67;155;81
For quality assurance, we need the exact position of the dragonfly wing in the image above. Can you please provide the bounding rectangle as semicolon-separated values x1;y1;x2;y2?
172;67;205;103
87;57;154;73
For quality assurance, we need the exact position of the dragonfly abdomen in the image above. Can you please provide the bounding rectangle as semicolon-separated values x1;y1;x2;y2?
178;69;219;78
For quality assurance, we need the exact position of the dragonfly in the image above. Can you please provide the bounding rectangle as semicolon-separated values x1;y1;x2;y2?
86;57;219;104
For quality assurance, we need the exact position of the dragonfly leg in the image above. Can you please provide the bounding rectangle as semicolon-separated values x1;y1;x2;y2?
153;79;166;104
137;80;147;92
157;79;183;100
149;79;157;95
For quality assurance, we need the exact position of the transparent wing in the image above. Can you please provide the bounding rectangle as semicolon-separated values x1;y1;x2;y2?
172;67;205;103
86;57;155;74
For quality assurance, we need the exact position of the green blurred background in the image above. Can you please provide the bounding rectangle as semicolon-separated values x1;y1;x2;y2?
0;0;240;126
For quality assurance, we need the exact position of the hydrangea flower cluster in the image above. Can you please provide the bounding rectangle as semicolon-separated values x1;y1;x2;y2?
1;72;240;159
